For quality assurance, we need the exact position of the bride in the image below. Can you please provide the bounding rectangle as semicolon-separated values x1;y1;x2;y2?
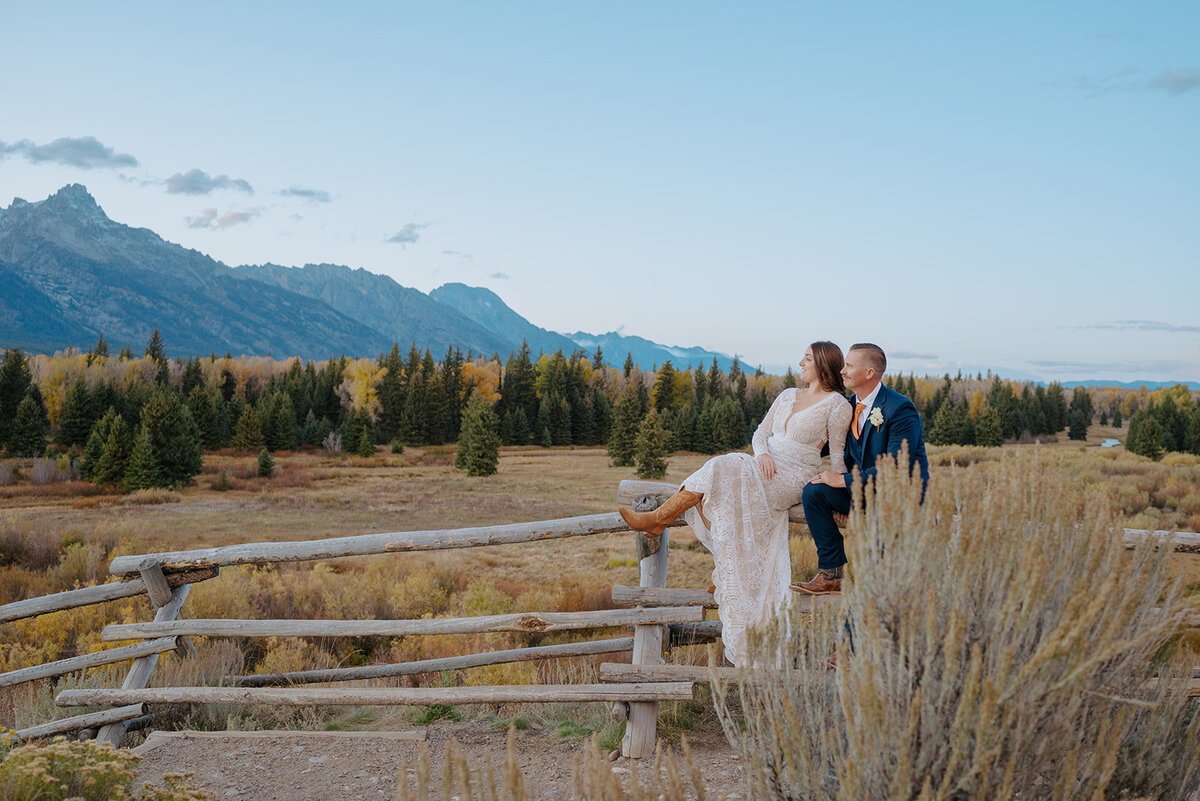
619;341;852;665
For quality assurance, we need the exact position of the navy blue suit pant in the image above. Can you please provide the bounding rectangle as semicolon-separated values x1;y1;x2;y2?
801;482;851;570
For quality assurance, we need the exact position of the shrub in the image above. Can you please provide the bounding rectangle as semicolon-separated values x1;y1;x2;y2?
634;408;669;479
257;448;275;477
456;393;500;477
712;451;1200;799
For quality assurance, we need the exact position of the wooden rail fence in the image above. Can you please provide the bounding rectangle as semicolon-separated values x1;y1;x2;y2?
3;477;1197;757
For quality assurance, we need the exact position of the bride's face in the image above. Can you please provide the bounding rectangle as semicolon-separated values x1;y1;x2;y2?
799;348;815;385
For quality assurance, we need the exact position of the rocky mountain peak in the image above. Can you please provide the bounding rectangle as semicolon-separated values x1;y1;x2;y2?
41;183;109;224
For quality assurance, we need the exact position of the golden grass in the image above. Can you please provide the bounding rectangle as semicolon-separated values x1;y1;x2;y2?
2;438;1199;742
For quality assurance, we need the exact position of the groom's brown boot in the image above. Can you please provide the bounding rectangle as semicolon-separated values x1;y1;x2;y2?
619;489;703;537
791;566;844;595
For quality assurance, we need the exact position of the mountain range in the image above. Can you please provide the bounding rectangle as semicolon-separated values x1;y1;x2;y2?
0;185;737;369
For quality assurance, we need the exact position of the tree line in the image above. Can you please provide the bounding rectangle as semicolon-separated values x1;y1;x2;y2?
2;336;1197;493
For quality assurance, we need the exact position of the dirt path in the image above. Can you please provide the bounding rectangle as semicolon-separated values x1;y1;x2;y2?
132;721;745;800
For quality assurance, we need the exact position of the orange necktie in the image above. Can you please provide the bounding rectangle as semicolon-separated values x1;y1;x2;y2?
852;402;866;439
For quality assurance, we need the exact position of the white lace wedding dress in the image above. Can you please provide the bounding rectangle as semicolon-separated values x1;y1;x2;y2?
681;389;852;665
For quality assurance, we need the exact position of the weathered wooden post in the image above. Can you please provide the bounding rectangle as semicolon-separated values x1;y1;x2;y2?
95;562;193;748
621;493;670;759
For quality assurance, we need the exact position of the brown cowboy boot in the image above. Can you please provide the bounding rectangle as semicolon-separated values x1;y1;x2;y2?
618;489;703;536
790;565;844;595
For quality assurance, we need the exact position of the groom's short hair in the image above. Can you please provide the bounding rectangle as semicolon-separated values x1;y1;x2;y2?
850;343;887;374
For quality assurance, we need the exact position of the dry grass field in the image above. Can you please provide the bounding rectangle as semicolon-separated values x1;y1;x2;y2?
2;429;1199;749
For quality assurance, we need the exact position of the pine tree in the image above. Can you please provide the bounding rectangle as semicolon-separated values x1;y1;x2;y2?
144;329;165;363
1112;408;1123;428
270;392;298;451
783;368;796;389
1126;412;1163;460
1068;410;1088;441
1186;408;1200;455
93;414;132;487
591;346;605;370
7;394;50;456
56;377;93;446
709;397;747;451
124;424;160;491
652;361;677;412
455;393;500;476
975;407;1004;447
356;426;375;457
187;385;221;450
0;348;32;447
232;404;265;451
81;427;105;481
1099;410;1109;427
623;353;635;378
258;447;276;477
140;390;203;486
608;384;642;467
634;408;669;480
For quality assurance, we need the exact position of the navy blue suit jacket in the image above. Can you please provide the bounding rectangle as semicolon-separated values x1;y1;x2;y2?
841;385;930;491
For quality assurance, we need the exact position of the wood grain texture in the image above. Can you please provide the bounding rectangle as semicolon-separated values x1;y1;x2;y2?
229;637;635;686
57;683;696;706
109;513;630;575
102;606;703;641
0;568;216;624
15;705;145;741
0;638;180;689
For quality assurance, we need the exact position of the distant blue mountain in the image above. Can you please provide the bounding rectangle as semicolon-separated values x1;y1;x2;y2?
0;184;743;371
428;283;579;357
1062;379;1200;391
564;331;738;373
428;283;740;371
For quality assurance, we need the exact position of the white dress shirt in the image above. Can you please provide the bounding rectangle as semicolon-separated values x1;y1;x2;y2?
855;382;883;436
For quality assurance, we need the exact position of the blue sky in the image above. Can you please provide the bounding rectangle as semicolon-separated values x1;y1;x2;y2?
2;2;1197;381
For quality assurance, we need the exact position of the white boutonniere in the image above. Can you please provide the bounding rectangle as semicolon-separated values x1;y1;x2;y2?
869;407;884;428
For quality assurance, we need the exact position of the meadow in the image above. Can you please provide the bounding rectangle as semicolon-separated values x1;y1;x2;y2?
2;422;1199;766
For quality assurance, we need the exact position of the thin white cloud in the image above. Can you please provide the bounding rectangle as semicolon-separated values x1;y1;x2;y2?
279;186;332;203
0;135;138;168
1148;68;1200;96
1084;320;1200;334
387;222;428;246
185;207;262;229
166;168;254;195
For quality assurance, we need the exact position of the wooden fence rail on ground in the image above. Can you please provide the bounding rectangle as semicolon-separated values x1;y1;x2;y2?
14;705;146;742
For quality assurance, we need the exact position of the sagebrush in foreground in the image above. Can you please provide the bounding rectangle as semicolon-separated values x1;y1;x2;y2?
714;450;1200;800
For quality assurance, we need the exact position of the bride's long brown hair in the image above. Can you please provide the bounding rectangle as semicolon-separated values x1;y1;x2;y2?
810;341;846;395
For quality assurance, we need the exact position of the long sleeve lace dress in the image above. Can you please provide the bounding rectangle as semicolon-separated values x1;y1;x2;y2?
681;389;852;665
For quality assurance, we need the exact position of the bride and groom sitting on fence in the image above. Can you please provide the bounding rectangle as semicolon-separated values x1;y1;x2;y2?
619;342;930;666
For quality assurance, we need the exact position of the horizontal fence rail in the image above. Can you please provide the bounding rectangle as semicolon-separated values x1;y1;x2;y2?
109;513;630;576
228;636;637;687
56;683;697;707
0;638;180;689
102;607;705;641
15;705;147;741
0;568;217;624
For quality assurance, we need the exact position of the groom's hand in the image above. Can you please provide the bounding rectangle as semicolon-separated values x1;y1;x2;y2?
809;470;846;488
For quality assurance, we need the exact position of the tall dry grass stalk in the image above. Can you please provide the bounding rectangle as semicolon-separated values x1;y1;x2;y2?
392;728;707;801
714;449;1200;800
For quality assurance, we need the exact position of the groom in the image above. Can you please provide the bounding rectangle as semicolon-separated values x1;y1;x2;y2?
792;343;929;595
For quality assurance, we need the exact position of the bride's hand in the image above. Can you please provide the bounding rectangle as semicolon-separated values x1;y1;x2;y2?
757;454;777;479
